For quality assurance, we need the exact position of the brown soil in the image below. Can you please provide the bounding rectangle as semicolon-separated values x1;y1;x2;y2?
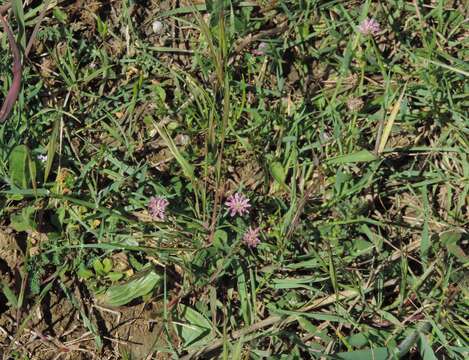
0;274;176;359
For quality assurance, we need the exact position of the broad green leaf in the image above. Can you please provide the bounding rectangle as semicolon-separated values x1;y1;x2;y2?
328;150;377;165
77;264;94;280
102;258;113;274
269;161;287;188
92;259;105;276
440;231;462;245
10;206;37;232
213;229;228;249
9;145;31;188
182;304;212;329
176;304;212;348
96;268;162;307
347;332;369;348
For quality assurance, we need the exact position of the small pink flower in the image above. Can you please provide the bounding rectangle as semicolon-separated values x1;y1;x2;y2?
148;196;169;221
243;227;261;248
225;193;251;217
358;18;380;36
252;42;268;56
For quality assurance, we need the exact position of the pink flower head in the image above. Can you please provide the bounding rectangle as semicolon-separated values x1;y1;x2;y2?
358;18;380;36
243;227;261;248
252;42;268;56
148;196;169;221
225;193;251;217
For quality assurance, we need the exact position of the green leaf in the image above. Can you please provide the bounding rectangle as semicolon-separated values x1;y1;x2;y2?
213;229;228;249
77;264;94;280
272;275;318;290
335;347;390;359
328;150;378;165
176;304;212;348
207;0;229;27
44;119;60;182
420;186;430;262
182;304;212;328
92;259;105;276
10;206;37;232
347;332;369;348
445;243;467;262
155;122;196;188
9;145;31;188
269;161;288;189
152;85;166;102
236;261;251;325
419;333;438;360
275;309;349;323
298;317;317;333
106;272;123;282
96;16;108;38
421;57;469;77
52;8;68;23
440;231;468;262
102;258;113;274
230;335;245;360
2;282;18;308
440;231;462;245
378;84;407;153
11;0;26;50
28;152;37;191
96;268;162;307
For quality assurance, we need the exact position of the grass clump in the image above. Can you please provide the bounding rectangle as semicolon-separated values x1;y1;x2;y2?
0;0;467;359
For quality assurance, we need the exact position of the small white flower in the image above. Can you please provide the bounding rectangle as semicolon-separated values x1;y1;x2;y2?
37;154;48;162
152;20;164;35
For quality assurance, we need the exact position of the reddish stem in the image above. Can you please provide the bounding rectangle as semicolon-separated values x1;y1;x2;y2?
0;7;22;123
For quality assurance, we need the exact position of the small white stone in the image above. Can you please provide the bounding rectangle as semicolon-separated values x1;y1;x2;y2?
152;20;164;35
